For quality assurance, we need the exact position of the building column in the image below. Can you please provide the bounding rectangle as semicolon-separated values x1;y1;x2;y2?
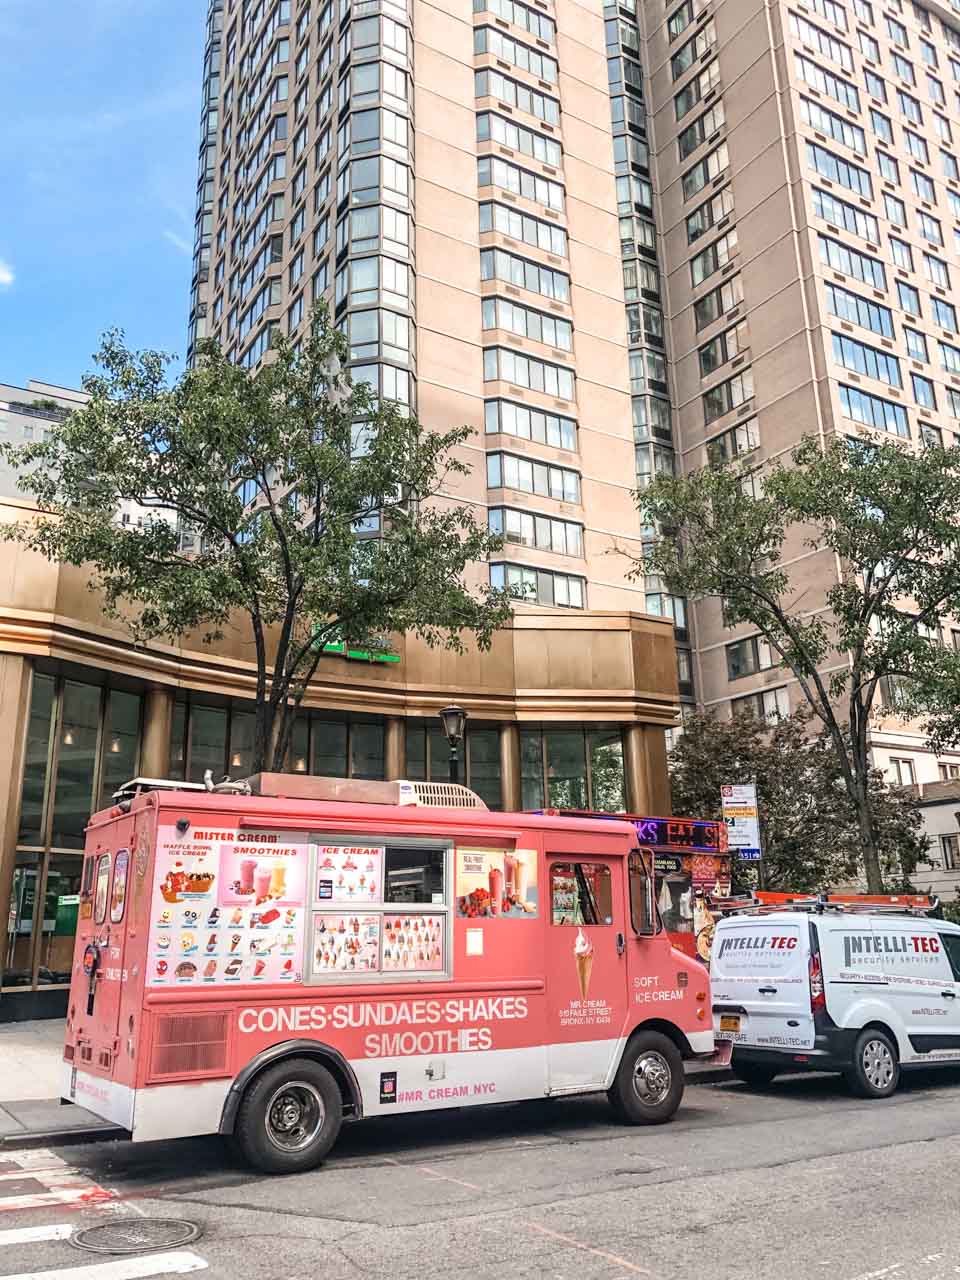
140;687;174;778
0;656;34;989
384;717;404;780
499;723;521;811
623;724;650;815
644;725;670;816
624;724;672;817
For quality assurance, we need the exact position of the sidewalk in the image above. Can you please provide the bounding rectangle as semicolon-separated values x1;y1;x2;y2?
0;1018;120;1147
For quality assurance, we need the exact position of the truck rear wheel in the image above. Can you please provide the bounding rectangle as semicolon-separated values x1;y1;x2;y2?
234;1057;343;1174
844;1028;900;1099
608;1031;684;1125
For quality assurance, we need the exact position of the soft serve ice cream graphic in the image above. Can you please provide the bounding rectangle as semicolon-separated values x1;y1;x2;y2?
574;927;594;1000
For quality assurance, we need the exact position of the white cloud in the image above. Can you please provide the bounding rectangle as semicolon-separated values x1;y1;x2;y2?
0;259;14;288
162;230;191;256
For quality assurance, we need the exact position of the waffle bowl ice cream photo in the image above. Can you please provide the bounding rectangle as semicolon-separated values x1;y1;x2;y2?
574;927;594;1000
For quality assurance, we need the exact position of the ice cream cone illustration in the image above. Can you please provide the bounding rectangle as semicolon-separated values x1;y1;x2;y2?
574;928;594;1000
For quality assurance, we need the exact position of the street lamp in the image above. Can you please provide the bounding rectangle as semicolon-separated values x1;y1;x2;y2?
438;704;468;785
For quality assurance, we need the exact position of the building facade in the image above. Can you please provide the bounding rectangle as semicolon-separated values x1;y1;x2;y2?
644;0;960;782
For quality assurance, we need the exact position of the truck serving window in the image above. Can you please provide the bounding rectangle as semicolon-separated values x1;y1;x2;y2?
309;839;450;981
93;853;111;925
110;849;130;924
551;863;613;926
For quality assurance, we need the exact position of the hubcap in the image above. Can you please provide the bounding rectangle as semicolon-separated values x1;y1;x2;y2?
633;1050;672;1106
862;1039;895;1091
264;1081;325;1153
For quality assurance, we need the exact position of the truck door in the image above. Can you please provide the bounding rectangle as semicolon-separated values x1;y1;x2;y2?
711;918;813;1051
545;855;630;1092
73;844;132;1083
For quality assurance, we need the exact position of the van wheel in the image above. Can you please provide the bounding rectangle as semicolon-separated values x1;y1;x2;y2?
608;1031;684;1125
845;1029;899;1099
234;1058;343;1174
731;1059;779;1088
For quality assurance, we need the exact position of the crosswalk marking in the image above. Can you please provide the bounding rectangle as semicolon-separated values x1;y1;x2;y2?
0;1225;74;1245
0;1150;113;1213
0;1250;208;1280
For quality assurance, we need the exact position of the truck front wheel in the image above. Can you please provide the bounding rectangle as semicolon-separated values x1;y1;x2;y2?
608;1031;684;1125
234;1057;343;1174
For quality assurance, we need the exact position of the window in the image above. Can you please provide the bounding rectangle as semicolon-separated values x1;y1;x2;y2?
795;53;860;111
807;142;872;196
826;284;893;337
928;73;946;106
490;561;585;608
690;229;739;285
484;347;575;400
940;339;960;374
487;451;581;502
671;20;716;80
904;327;928;360
485;399;577;451
94;853;111;925
621;848;659;939
477;155;564;211
853;0;873;20
681;143;729;199
818;233;886;288
935;113;953;147
883;193;906;228
674;60;721;120
839;383;910;436
694;273;744;330
939;764;960;781
870;108;893;144
859;30;881;62
889;235;913;270
813;188;879;242
898;280;921;315
706;417;760;464
790;13;853;70
480;247;569;301
475;69;560;125
877;150;900;183
886;16;908;48
489;507;583;557
942;150;960;180
904;128;929;163
476;0;556;41
110;849;129;924
893;55;916;87
678;101;726;160
912;373;936;408
801;97;866;152
810;0;846;27
918;211;943;245
473;25;557;83
912;168;936;201
726;635;775;679
933;297;958;332
865;69;887;101
480;202;567;257
551;863;613;926
477;112;563;167
890;757;916;785
731;686;790;722
703;369;754;424
832;332;901;386
686;186;735;242
483;297;573;350
924;251;950;288
699;320;750;375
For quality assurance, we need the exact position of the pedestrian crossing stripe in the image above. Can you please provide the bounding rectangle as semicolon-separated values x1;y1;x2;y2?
0;1151;113;1213
0;1248;207;1279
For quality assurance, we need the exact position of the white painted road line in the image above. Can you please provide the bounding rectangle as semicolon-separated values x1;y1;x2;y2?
0;1224;74;1246
0;1249;208;1280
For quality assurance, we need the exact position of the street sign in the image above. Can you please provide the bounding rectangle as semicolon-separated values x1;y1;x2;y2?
721;783;762;862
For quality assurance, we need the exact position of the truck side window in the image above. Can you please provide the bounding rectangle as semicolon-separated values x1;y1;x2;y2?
551;863;612;926
93;853;111;925
939;932;960;981
110;849;130;924
628;851;656;937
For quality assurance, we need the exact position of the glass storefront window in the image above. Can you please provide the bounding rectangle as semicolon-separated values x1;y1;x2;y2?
188;706;228;783
18;675;54;845
290;715;310;774
169;701;187;780
405;724;501;806
588;729;626;813
468;729;501;810
313;721;348;776
99;691;141;807
351;722;384;779
51;682;101;849
545;730;588;809
520;729;545;811
40;854;82;983
229;710;256;776
4;853;40;987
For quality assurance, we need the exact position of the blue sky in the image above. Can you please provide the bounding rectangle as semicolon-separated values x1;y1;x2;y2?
0;0;205;391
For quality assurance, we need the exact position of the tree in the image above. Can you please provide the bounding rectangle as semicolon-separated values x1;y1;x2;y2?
668;709;928;894
1;309;512;774
638;434;960;891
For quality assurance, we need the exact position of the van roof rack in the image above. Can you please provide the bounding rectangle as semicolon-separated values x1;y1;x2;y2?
708;891;940;918
112;773;488;810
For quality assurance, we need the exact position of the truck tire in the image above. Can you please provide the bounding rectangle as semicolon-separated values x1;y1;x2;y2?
234;1057;343;1174
608;1031;684;1125
844;1028;900;1099
731;1057;779;1088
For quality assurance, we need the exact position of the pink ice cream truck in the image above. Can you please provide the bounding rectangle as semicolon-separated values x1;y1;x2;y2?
63;775;726;1173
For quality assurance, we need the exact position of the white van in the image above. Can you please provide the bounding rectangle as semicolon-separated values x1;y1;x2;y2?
711;906;960;1097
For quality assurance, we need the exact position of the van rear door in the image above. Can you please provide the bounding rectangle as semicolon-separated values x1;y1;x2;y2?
711;917;814;1051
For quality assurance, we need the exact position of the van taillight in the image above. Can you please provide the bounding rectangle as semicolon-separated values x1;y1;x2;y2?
809;950;825;1011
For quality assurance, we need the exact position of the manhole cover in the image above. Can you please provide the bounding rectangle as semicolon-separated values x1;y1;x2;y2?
70;1218;202;1255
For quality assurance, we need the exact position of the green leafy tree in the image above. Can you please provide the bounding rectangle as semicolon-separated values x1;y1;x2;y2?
638;434;960;891
669;709;928;894
1;309;512;774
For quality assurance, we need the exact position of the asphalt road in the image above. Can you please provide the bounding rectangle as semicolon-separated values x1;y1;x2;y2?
4;1069;960;1280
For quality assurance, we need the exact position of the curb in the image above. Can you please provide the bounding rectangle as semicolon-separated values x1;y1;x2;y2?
1;1124;124;1151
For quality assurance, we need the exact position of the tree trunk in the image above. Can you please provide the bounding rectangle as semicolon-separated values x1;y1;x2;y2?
853;778;884;893
251;700;278;776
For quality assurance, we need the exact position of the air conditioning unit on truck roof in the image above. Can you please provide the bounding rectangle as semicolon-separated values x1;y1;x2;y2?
112;773;488;810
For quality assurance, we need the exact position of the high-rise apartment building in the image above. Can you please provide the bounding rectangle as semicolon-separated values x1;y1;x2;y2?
189;0;661;617
642;0;960;786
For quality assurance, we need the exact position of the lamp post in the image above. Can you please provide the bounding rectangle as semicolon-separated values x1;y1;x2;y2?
438;705;468;785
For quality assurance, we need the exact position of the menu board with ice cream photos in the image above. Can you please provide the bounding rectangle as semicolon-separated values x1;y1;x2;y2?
316;845;383;904
314;914;381;973
455;848;538;918
147;824;307;988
